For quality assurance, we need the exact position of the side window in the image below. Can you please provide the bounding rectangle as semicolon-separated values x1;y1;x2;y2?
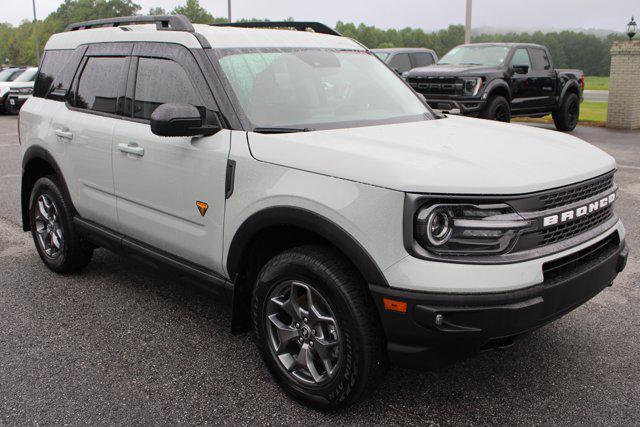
388;53;412;73
34;50;73;98
530;48;551;71
411;52;435;68
511;48;532;71
133;57;203;120
73;56;127;114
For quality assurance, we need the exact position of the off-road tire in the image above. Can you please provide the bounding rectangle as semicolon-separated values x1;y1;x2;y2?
480;95;511;122
553;92;580;132
29;176;93;273
252;245;386;410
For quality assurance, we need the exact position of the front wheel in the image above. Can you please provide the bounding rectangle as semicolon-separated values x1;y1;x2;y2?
252;245;385;410
480;95;511;122
553;93;580;131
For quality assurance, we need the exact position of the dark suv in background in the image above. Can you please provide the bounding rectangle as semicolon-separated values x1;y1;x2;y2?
405;43;584;131
372;47;438;75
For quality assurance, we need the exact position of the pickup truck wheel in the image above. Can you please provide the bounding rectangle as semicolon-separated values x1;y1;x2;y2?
252;245;385;410
553;93;580;131
29;176;93;273
480;96;511;122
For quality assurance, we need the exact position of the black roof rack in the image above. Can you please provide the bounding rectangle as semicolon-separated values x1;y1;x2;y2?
64;15;194;32
212;21;341;37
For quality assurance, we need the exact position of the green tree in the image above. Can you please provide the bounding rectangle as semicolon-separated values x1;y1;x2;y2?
171;0;214;24
47;0;141;32
148;7;166;15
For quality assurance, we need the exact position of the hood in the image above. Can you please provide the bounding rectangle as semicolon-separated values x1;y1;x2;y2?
247;116;616;195
0;81;33;96
407;64;499;78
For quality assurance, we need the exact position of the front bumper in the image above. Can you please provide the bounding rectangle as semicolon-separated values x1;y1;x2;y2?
370;232;628;369
9;95;29;112
423;97;485;115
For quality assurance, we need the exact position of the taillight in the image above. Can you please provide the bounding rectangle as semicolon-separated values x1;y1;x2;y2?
580;75;585;92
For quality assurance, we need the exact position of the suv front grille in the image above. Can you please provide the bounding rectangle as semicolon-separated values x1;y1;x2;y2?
408;77;463;95
539;205;614;246
542;231;620;282
536;173;614;211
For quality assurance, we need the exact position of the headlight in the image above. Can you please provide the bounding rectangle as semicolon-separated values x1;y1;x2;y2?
462;77;483;96
415;203;531;255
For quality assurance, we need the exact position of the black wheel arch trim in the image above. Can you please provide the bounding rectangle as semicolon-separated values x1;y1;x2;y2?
559;80;581;104
226;206;389;287
21;145;75;232
484;79;511;100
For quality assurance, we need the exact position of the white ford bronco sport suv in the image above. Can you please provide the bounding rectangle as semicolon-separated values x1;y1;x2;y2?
20;16;628;410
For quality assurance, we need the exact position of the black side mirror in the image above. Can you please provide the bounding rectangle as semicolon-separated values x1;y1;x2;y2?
512;65;529;75
150;103;221;137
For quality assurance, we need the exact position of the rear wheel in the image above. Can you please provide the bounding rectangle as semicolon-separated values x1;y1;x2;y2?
252;245;385;410
480;95;511;122
553;92;580;131
29;176;93;273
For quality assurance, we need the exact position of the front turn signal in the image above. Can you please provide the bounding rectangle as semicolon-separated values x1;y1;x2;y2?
383;298;407;313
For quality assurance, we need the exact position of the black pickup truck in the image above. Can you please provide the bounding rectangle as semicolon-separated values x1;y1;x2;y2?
405;43;584;131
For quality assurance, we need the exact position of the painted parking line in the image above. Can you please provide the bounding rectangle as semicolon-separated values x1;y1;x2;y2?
618;164;640;171
0;174;20;179
0;143;19;147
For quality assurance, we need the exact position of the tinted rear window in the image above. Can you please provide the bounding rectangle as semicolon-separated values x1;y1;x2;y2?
530;48;551;70
34;50;73;98
73;56;127;114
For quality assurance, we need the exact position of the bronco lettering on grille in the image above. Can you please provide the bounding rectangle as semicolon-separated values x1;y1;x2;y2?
542;192;616;227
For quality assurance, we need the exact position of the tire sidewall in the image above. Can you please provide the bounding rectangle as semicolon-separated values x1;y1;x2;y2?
252;253;365;409
563;93;579;130
483;96;511;122
29;177;72;271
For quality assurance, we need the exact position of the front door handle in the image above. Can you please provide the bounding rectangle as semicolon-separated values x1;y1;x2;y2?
118;142;144;157
54;129;74;141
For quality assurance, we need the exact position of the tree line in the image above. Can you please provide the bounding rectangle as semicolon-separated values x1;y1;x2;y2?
0;0;625;76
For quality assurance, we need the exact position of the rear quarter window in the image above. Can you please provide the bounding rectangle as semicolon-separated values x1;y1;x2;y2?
34;50;73;98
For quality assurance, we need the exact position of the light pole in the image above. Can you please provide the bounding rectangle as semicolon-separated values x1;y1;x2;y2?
465;0;472;44
227;0;232;22
32;0;40;64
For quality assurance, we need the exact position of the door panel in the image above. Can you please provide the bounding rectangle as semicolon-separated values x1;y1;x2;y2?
51;53;130;231
113;124;230;271
509;48;537;111
113;49;229;273
529;48;556;108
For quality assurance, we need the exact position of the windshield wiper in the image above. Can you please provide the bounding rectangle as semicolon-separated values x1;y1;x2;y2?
460;62;483;65
253;127;314;134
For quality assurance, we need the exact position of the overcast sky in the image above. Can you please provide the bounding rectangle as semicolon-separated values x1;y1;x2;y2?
5;0;638;32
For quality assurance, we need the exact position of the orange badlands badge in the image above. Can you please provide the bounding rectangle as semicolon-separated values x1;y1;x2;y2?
196;201;209;216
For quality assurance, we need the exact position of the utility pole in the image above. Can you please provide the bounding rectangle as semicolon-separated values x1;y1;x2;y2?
32;0;41;64
465;0;472;44
227;0;232;22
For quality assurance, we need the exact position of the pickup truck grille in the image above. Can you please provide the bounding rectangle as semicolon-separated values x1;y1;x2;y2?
407;77;463;95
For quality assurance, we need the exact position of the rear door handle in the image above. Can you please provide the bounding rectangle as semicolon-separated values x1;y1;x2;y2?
118;142;144;157
54;129;73;140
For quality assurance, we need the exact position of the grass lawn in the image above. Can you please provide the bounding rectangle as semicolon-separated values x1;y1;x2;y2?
584;76;609;91
514;101;607;126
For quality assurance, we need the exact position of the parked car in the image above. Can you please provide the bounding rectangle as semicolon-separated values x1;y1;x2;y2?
20;16;627;410
5;67;38;113
0;67;28;113
372;47;438;75
405;43;584;131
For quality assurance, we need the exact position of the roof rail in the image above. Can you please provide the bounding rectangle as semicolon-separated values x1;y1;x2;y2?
212;21;341;37
64;15;194;32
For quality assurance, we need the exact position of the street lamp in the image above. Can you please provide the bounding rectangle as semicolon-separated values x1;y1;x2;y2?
32;0;40;64
627;16;637;41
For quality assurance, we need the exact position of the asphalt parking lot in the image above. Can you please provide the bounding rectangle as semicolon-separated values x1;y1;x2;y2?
0;114;638;424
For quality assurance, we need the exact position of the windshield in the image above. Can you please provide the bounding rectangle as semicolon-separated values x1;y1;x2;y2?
14;69;37;82
439;45;510;67
214;48;432;131
373;51;390;61
0;69;20;82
